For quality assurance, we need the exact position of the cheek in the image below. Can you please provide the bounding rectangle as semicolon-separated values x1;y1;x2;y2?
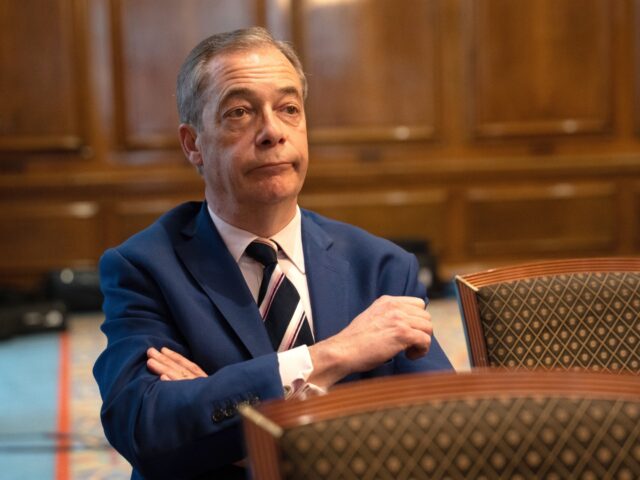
216;148;252;189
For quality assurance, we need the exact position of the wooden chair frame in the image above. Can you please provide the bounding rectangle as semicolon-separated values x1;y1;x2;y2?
241;370;640;479
455;257;640;368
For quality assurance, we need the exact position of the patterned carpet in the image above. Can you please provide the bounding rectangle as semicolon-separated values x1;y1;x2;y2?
60;297;469;479
68;315;131;479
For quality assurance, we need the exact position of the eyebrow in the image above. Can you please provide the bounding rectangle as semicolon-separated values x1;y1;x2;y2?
218;86;302;108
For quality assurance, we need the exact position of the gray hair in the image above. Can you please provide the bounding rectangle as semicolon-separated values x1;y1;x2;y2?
176;26;307;131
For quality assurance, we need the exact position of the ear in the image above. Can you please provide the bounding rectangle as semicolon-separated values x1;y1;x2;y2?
178;124;203;169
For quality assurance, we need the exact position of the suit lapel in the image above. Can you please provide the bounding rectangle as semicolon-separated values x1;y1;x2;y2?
302;213;351;342
175;204;273;358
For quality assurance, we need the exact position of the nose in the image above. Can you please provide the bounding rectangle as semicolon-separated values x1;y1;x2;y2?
255;109;285;147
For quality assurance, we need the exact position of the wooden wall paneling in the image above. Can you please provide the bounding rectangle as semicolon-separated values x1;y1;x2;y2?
635;0;640;135
616;178;636;254
299;189;448;256
466;182;617;257
111;0;266;150
105;197;195;248
265;0;292;40
445;187;468;266
467;0;613;139
0;201;102;277
0;0;87;151
294;0;441;143
635;182;640;250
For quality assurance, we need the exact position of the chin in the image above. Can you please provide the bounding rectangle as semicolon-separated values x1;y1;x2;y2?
253;178;303;203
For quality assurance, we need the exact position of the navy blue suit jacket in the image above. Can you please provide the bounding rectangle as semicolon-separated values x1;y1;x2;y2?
93;201;452;479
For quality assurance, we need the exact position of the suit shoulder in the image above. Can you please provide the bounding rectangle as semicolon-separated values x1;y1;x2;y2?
301;208;409;258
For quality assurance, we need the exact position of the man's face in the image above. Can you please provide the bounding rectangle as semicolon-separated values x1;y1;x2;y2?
192;46;308;219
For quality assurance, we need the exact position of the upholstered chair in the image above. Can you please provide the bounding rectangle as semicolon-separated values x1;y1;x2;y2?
455;258;640;373
242;371;640;479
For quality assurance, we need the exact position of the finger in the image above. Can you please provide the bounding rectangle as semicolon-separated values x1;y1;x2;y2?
148;347;199;378
388;296;428;309
160;347;207;376
405;344;428;360
147;354;192;381
160;347;207;377
401;310;433;336
147;357;174;378
405;331;432;360
377;297;429;317
147;347;183;372
148;357;198;381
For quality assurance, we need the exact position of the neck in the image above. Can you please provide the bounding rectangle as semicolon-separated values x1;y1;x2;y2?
206;194;297;238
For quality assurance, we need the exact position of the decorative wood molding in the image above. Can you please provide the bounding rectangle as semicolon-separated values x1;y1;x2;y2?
0;136;84;152
308;125;435;144
474;118;610;139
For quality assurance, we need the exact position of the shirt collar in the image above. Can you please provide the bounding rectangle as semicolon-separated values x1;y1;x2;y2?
207;205;306;274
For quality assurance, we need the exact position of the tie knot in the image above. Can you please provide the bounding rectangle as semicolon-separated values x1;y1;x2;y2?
245;240;278;267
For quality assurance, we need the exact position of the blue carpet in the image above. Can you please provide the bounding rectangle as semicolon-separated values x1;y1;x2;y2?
0;332;61;480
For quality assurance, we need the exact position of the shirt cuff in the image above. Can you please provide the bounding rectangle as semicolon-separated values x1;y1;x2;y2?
277;345;327;399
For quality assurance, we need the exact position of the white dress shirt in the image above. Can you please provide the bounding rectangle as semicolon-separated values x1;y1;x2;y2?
208;205;322;398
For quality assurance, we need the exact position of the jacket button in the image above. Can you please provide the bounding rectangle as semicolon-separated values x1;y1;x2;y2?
212;411;224;423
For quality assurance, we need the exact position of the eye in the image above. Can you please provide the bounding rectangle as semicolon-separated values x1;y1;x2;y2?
282;104;300;115
225;107;249;119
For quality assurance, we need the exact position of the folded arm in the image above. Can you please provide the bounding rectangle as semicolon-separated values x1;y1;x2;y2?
93;248;284;479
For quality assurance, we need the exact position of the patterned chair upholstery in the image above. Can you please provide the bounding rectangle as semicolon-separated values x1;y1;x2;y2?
455;258;640;373
241;371;640;479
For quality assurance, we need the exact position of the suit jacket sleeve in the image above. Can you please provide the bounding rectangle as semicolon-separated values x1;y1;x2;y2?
353;250;453;380
392;253;453;374
93;248;284;479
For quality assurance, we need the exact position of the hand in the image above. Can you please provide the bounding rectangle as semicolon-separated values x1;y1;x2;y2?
146;347;207;381
308;295;432;388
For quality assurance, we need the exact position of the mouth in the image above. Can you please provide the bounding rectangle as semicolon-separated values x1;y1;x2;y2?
249;161;295;174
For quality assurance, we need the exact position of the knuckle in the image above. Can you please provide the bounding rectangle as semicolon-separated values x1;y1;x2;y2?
378;295;394;306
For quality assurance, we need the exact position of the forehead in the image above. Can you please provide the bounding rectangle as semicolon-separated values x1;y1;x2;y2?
204;46;302;99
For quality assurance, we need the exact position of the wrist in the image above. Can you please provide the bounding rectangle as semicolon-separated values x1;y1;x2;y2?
307;339;348;388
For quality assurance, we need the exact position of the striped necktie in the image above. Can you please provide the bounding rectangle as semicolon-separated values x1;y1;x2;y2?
245;239;314;351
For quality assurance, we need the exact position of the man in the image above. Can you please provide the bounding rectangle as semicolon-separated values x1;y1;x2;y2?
94;27;452;479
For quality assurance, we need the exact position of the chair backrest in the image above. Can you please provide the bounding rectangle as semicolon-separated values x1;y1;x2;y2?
242;371;640;479
455;257;640;372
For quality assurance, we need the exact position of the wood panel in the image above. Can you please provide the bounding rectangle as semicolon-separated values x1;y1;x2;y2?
112;0;263;149
635;0;640;135
467;0;613;138
0;202;102;273
0;0;86;151
467;182;616;256
299;189;448;255
294;0;441;143
105;197;193;248
635;182;640;250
